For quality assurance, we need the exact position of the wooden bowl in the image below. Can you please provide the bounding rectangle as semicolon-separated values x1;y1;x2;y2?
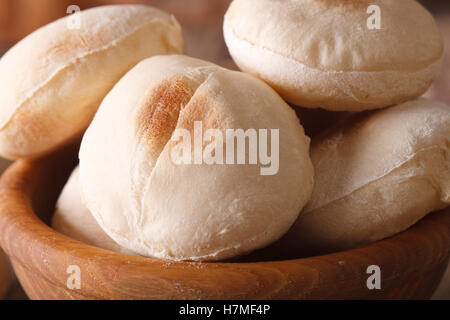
0;144;448;300
0;248;11;299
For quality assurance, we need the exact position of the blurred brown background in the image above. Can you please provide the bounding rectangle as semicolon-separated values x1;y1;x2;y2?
0;0;449;299
0;0;234;67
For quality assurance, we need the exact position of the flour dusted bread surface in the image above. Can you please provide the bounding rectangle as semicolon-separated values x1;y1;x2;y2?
224;0;443;111
0;5;183;159
52;167;130;254
278;98;450;256
79;55;314;261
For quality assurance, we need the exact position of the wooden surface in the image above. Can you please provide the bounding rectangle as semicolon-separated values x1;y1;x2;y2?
0;144;447;300
0;248;11;299
433;263;450;299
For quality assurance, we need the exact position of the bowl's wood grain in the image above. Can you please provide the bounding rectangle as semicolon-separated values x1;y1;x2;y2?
0;145;448;300
0;248;11;299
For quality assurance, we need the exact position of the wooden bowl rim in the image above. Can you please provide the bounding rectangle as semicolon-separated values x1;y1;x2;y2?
0;157;449;299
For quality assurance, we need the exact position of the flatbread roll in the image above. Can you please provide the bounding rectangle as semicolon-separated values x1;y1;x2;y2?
278;98;450;256
79;55;314;261
224;0;443;111
0;5;183;159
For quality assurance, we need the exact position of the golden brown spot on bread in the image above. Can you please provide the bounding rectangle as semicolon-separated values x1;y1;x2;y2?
311;0;371;10
136;77;196;157
180;93;225;130
136;73;229;161
177;91;229;148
